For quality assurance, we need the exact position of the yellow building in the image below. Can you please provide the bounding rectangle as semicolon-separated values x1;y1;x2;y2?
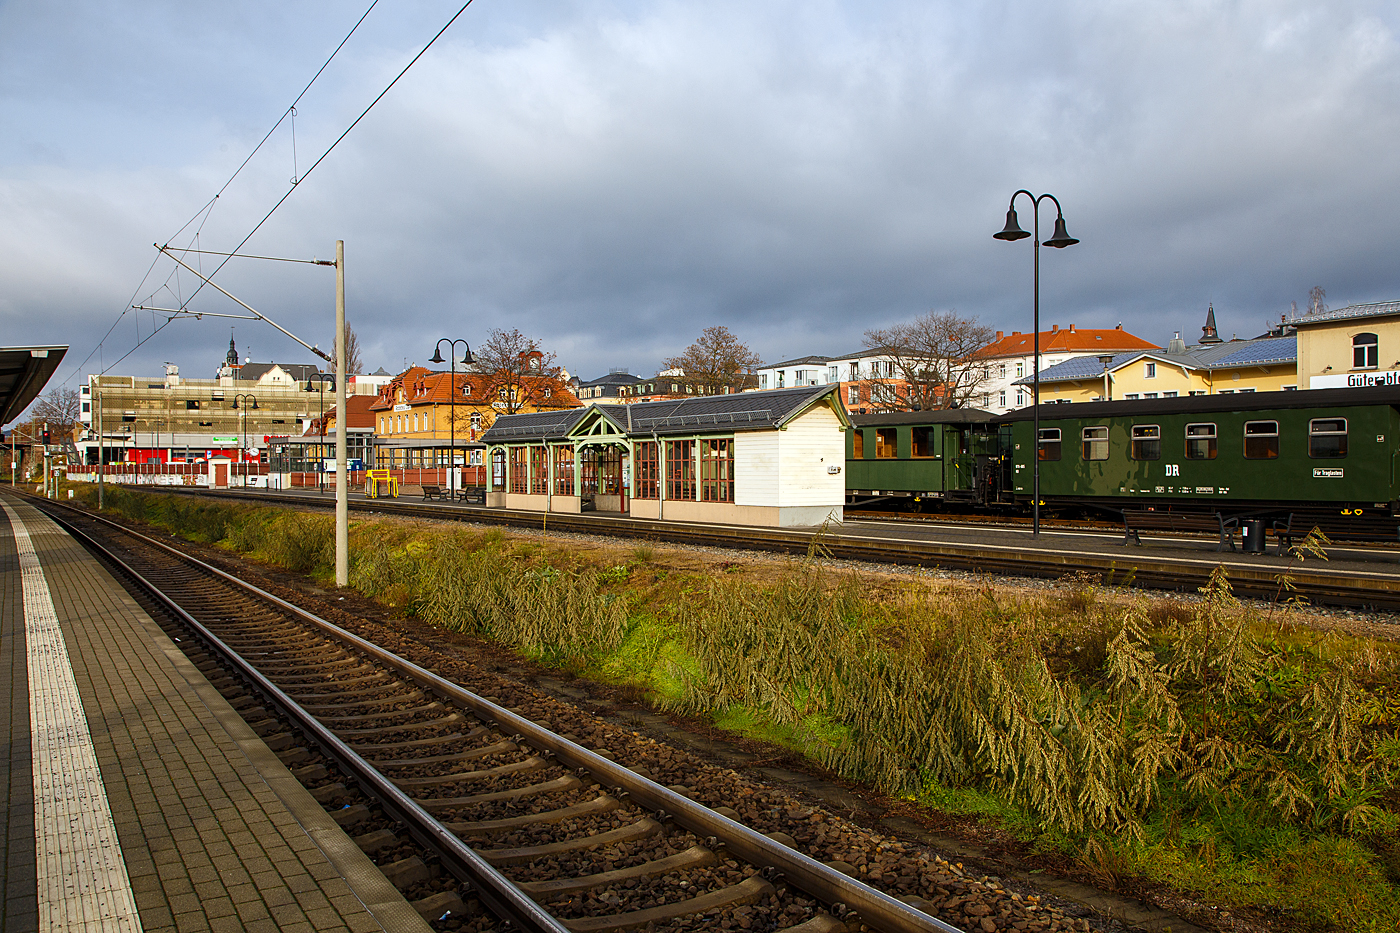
369;367;581;468
1289;299;1400;390
1026;333;1298;403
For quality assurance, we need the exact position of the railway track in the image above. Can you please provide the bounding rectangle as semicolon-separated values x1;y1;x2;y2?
120;486;1400;611
38;499;1017;933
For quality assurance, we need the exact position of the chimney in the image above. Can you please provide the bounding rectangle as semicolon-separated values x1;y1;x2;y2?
1115;323;1123;330
1011;331;1021;336
1068;323;1075;333
995;331;1003;340
1051;324;1059;332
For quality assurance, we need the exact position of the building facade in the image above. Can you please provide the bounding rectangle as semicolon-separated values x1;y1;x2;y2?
1289;299;1400;391
974;324;1159;413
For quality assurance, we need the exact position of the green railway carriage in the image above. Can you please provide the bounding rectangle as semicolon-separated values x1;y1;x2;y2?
1002;385;1400;523
845;410;1009;508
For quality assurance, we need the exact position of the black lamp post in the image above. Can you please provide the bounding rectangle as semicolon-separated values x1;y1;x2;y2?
232;393;259;486
994;190;1079;538
429;339;475;499
307;374;335;493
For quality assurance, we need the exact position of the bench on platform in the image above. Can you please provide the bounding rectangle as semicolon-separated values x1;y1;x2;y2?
1121;509;1238;551
455;485;486;503
421;484;450;501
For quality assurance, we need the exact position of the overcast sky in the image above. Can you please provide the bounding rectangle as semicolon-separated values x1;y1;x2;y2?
2;0;1398;405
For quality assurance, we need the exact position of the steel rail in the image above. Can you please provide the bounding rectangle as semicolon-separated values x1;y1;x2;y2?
123;486;1400;611
44;507;570;933
45;499;964;933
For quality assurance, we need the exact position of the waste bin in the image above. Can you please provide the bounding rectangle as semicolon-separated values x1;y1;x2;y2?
1241;519;1266;553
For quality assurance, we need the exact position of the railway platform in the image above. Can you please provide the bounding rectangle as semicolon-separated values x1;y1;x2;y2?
0;492;429;933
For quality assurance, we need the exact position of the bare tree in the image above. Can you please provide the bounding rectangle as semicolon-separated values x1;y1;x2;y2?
30;387;81;438
663;326;761;394
861;310;996;411
330;322;364;375
471;328;568;416
1307;286;1327;316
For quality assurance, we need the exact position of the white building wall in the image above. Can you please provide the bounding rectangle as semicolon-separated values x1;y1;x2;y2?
734;431;778;507
775;405;845;508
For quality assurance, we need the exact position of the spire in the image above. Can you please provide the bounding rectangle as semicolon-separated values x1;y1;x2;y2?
1199;303;1222;344
226;329;239;366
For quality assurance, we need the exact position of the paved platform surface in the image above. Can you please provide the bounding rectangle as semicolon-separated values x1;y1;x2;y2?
0;492;430;933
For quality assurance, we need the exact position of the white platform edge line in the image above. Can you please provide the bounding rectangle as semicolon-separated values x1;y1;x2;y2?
3;502;144;933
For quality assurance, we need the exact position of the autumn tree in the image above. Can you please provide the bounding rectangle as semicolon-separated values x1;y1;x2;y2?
663;326;761;394
861;310;996;411
470;328;567;416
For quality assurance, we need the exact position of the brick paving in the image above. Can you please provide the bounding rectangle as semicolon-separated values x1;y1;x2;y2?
0;494;430;933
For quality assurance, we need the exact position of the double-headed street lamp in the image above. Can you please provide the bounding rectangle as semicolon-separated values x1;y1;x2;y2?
306;373;336;493
232;393;259;485
428;339;475;499
994;190;1080;538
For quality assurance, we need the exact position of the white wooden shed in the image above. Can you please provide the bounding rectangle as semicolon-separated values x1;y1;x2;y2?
479;385;848;527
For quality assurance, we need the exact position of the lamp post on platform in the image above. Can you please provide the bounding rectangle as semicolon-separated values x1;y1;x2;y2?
232;393;258;486
994;190;1080;539
429;339;475;499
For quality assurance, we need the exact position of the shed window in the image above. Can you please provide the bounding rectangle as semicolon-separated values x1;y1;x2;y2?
700;438;734;502
1309;418;1348;459
553;446;575;495
1185;423;1217;460
1131;425;1161;460
1081;426;1109;461
875;428;897;458
508;446;529;493
852;430;865;459
530;446;549;495
1038;428;1061;461
633;442;659;499
911;426;934;458
1354;333;1379;370
1243;421;1279;459
666;440;696;500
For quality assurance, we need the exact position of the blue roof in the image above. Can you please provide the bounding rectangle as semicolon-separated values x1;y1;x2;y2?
1208;336;1296;367
1023;353;1138;384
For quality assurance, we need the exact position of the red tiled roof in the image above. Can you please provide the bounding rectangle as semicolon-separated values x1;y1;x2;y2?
978;325;1159;359
369;369;581;410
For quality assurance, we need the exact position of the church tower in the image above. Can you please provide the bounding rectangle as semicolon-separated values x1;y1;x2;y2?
1199;303;1223;345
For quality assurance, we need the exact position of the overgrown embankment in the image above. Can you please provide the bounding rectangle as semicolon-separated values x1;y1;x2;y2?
81;486;1400;931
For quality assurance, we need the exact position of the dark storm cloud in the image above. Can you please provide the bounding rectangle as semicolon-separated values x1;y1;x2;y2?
1;0;1397;399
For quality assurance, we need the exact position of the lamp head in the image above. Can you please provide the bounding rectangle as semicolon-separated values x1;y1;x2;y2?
429;346;446;364
460;345;475;366
994;208;1030;241
1043;215;1079;248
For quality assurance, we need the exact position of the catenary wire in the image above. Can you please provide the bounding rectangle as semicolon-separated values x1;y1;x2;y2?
58;0;382;390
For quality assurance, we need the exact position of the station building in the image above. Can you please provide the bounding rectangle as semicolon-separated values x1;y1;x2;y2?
479;384;848;527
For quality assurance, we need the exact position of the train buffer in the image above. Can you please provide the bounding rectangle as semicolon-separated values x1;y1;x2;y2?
1121;509;1239;551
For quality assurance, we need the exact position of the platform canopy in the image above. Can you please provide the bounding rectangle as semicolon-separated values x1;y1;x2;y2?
0;345;67;426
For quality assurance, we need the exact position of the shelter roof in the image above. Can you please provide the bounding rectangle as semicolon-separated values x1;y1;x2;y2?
0;345;66;425
480;384;842;443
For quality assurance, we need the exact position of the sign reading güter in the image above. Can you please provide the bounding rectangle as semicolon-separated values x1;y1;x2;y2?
1311;370;1400;389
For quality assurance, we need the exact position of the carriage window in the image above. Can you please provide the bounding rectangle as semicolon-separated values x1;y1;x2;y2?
911;426;934;458
852;429;864;459
1081;426;1109;461
1131;425;1161;461
1038;428;1061;461
1353;333;1379;370
1185;423;1217;460
1243;420;1279;460
876;428;897;458
1309;418;1348;458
